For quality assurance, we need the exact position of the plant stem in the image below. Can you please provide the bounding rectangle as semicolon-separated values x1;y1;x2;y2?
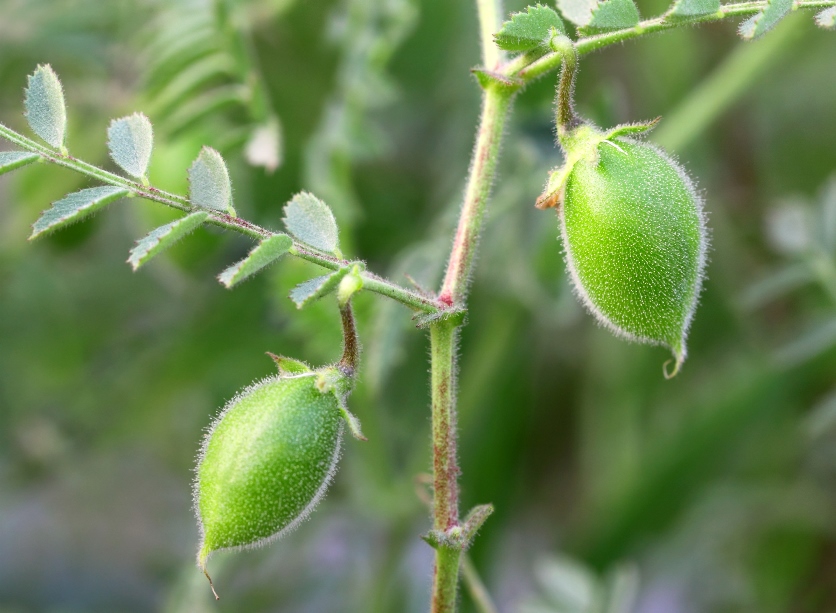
0;121;441;314
508;0;834;81
476;0;505;69
462;555;499;613
438;86;513;307
429;319;461;613
338;302;360;376
552;35;579;138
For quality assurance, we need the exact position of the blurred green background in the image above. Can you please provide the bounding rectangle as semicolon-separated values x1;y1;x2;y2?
1;0;835;611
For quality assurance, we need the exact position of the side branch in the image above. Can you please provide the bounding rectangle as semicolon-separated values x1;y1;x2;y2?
0;122;442;314
509;0;835;81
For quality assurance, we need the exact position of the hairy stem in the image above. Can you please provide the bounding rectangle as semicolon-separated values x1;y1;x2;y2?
0;122;441;314
552;35;579;138
438;86;513;307
429;319;460;613
338;302;360;376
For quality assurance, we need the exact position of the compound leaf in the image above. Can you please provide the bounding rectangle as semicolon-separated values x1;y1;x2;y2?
494;5;566;52
108;113;154;179
31;186;129;239
289;268;350;308
217;234;293;288
739;0;793;39
815;5;836;28
282;191;340;254
586;0;640;31
667;0;720;18
24;65;67;149
0;151;39;176
188;146;235;216
128;211;209;270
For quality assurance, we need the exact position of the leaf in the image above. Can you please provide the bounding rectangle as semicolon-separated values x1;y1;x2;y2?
815;5;836;28
266;353;312;375
557;0;599;26
107;113;154;179
24;65;67;149
127;211;209;270
188;146;235;216
217;234;293;288
494;5;566;52
30;186;129;239
738;0;793;40
244;118;282;172
666;0;720;18
0;151;39;176
282;191;340;254
289;268;350;308
586;0;640;31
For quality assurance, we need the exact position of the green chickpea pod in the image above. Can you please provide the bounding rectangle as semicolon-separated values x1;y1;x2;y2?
539;37;707;377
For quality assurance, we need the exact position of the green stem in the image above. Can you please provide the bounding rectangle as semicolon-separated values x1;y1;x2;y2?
0;121;441;314
438;86;513;307
477;0;505;68
430;319;461;613
552;35;580;138
508;0;834;82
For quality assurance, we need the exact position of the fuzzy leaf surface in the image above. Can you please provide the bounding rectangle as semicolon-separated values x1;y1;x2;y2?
586;0;640;31
217;234;293;288
31;186;129;239
282;192;340;254
188;146;235;215
108;113;154;179
494;5;566;51
24;65;67;148
0;151;39;176
738;0;793;39
666;0;720;17
128;211;209;270
816;5;836;28
289;269;350;308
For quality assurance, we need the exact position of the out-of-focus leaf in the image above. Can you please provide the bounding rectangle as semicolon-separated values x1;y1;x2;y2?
586;0;640;31
30;186;129;239
217;234;293;288
815;5;836;28
765;200;811;255
739;264;815;310
0;151;39;175
244;118;282;172
494;5;566;52
557;0;599;27
282;191;340;254
128;211;209;270
666;0;720;18
188;146;235;216
289;268;350;308
739;0;793;40
162;86;245;136
147;53;234;117
24;64;67;149
534;555;598;611
107;113;154;179
774;318;836;366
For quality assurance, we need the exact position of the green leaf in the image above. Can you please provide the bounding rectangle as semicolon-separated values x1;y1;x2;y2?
815;5;836;28
586;0;640;31
127;211;209;270
289;268;350;308
188;146;235;216
147;53;234;116
666;0;720;18
557;0;598;26
494;5;566;52
217;234;293;288
282;191;340;254
30;186;129;239
107;113;154;179
24;65;67;149
739;0;793;39
0;151;39;176
266;353;312;375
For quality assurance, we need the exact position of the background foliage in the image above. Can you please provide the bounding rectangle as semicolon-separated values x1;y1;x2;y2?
1;0;835;611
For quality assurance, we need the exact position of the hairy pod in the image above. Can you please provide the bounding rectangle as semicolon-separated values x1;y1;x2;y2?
195;371;348;574
541;124;707;376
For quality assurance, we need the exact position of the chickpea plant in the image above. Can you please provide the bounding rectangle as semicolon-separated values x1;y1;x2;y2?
1;0;834;610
